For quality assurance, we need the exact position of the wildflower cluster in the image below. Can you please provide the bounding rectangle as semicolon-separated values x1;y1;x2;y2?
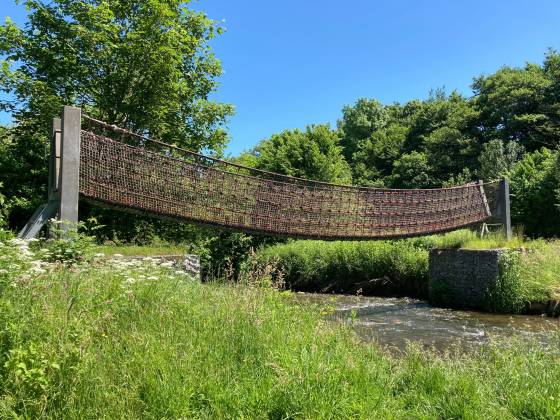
86;254;196;290
0;238;54;289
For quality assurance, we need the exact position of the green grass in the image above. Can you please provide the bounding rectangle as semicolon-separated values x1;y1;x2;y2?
93;243;188;256
517;244;560;301
1;239;560;418
250;239;429;297
409;228;531;250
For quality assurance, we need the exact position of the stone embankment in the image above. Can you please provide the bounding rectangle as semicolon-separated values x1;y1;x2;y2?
429;248;559;316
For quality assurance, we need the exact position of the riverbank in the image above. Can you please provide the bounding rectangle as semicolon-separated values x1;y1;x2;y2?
250;230;560;314
1;237;560;417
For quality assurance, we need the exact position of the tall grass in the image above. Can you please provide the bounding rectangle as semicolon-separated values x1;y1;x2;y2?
1;238;560;418
94;243;189;256
250;240;429;297
517;244;560;302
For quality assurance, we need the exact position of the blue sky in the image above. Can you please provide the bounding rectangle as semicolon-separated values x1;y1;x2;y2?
2;0;560;155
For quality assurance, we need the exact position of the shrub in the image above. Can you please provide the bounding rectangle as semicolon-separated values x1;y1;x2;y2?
32;221;95;265
486;250;526;313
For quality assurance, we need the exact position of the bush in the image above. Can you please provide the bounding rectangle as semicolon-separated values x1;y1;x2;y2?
31;221;95;265
487;250;526;313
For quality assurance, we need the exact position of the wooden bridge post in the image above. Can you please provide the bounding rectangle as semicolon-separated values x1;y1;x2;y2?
497;178;512;240
57;105;81;234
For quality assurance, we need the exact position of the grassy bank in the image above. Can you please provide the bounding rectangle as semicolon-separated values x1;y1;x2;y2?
251;230;560;311
1;238;560;418
93;243;188;256
250;240;429;297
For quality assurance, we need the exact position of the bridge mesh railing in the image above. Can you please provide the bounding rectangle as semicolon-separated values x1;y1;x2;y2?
79;116;499;239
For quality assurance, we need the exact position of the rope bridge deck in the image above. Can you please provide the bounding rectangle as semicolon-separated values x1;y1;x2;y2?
78;116;499;240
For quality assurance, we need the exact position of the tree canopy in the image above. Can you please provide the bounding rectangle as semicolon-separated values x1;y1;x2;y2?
251;124;351;184
1;0;233;150
0;0;233;228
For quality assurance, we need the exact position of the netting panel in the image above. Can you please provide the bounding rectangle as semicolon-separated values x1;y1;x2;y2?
79;123;496;239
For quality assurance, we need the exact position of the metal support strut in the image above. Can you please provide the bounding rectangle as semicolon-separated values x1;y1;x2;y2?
18;106;81;239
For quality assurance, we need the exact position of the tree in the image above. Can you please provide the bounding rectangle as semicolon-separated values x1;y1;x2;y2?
472;51;560;151
424;126;479;184
254;124;352;184
508;148;560;237
0;0;233;228
404;90;479;153
1;0;233;149
351;123;407;186
478;139;524;181
389;151;432;189
338;98;389;161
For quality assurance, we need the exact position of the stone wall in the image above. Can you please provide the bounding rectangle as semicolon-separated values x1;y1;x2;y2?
428;248;505;310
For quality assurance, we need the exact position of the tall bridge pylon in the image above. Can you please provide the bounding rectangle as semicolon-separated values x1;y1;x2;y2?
19;106;512;240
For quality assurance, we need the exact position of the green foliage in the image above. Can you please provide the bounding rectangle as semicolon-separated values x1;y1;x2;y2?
0;0;233;230
473;50;560;150
254;124;351;183
251;240;429;297
0;0;232;150
487;251;526;313
424;126;479;183
478;139;524;181
0;240;560;417
0;124;48;228
404;90;479;153
389;151;433;188
351;123;407;186
508;148;560;237
33;222;95;265
516;244;560;302
338;98;389;160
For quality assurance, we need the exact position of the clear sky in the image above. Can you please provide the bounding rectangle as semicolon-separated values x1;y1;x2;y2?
2;0;560;156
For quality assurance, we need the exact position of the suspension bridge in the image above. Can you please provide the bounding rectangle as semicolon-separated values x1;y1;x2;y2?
19;106;511;240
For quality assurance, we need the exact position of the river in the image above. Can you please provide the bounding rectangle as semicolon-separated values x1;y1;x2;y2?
292;293;560;352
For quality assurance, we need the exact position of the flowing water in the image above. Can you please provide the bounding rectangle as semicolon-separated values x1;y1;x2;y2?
292;293;560;352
